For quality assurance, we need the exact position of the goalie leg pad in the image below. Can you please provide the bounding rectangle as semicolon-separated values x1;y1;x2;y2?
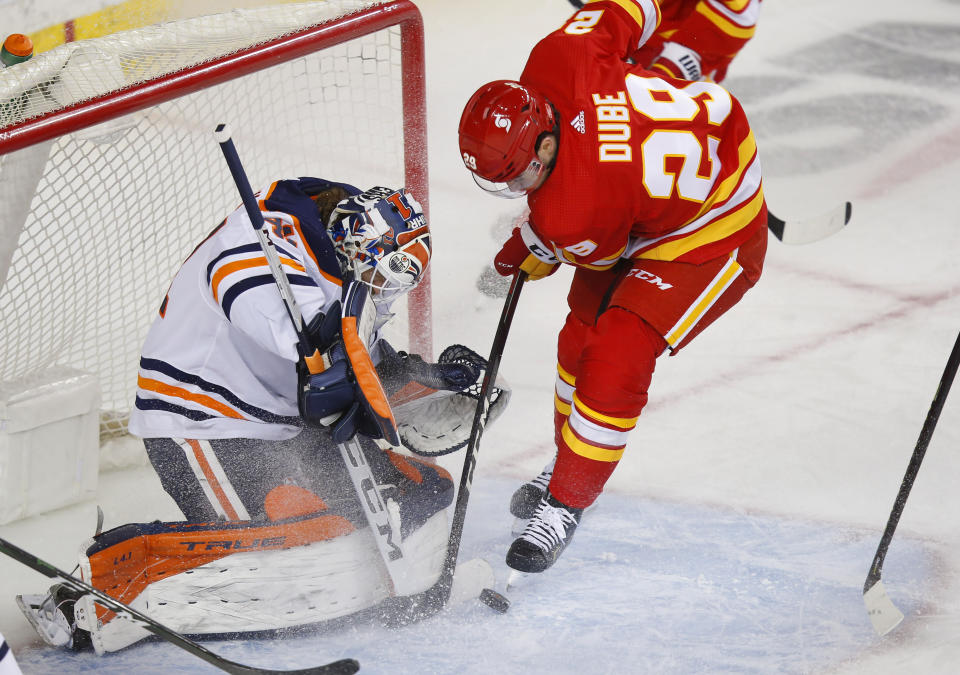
73;510;452;653
73;513;359;652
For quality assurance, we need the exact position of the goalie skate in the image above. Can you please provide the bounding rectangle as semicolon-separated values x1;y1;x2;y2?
16;585;88;650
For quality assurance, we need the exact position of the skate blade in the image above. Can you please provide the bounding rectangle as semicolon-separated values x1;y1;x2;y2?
16;594;73;648
505;569;529;592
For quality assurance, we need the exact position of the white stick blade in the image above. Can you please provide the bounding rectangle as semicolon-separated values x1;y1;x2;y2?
448;557;495;606
864;580;905;636
779;202;851;245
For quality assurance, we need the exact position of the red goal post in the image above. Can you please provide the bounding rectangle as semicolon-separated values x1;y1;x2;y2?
0;0;431;442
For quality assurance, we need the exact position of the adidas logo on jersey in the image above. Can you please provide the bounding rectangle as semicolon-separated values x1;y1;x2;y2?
570;111;586;134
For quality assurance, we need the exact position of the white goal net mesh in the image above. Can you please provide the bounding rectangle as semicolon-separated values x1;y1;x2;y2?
0;0;426;439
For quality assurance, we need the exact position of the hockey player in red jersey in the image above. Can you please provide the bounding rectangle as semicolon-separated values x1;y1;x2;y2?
459;0;767;573
17;178;509;653
568;0;763;82
635;0;762;82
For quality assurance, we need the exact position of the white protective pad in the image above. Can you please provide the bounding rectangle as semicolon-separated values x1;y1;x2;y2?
395;378;511;456
76;511;451;654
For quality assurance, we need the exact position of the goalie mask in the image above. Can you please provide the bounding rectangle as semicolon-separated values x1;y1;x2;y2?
328;187;431;303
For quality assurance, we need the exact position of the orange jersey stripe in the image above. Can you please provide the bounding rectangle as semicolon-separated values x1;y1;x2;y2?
137;375;246;420
187;439;241;521
210;255;305;302
184;438;239;520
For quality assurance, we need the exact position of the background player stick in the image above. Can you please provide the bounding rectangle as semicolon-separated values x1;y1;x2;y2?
767;202;852;245
863;328;960;635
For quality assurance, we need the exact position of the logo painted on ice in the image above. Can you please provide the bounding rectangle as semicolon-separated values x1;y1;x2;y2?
627;267;673;290
492;113;512;133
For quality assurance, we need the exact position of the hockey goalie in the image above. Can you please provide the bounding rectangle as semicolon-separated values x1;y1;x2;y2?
17;177;509;654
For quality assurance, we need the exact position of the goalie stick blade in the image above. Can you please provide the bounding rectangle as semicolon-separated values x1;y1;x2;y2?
864;580;905;636
768;202;852;245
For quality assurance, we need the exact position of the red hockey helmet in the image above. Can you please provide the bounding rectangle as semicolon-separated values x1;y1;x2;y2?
458;80;557;198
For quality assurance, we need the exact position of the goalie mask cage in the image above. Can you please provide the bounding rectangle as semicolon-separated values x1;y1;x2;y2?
0;0;430;441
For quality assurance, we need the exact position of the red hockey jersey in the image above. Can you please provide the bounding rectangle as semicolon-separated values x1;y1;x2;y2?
633;0;763;82
520;0;765;268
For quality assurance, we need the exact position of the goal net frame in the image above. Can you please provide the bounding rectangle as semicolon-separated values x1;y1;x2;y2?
0;0;431;445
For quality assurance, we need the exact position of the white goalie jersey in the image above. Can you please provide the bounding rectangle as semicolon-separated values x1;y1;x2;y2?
128;177;354;441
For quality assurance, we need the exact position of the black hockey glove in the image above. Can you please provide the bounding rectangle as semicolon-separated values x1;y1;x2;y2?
375;342;483;395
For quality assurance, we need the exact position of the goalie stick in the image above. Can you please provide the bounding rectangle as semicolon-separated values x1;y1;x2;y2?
0;536;358;675
863;328;960;636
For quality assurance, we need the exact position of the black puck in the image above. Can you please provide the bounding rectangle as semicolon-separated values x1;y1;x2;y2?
479;587;510;614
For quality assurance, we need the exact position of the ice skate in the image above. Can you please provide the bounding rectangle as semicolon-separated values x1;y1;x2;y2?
16;584;90;651
506;491;583;573
509;456;556;521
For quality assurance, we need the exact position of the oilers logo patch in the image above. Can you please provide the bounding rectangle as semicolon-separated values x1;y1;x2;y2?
388;252;416;277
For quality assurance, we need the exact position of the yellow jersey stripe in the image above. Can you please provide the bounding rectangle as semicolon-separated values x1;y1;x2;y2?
587;0;662;45
693;132;757;222
665;257;742;346
573;392;639;429
639;186;764;261
718;0;753;12
555;393;572;417
562;422;625;462
696;2;757;39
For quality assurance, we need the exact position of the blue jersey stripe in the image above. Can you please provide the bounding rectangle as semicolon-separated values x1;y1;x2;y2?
220;273;316;320
135;396;215;422
138;358;302;426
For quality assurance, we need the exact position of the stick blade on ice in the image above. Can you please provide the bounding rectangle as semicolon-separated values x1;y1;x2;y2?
864;580;905;636
768;202;852;245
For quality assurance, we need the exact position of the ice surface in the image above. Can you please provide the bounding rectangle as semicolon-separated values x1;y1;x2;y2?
3;0;960;673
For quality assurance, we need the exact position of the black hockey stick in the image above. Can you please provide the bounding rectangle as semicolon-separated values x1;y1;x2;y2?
863;328;960;635
0;536;358;675
384;271;527;624
767;202;852;245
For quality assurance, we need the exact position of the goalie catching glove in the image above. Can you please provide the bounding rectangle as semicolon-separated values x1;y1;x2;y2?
380;343;512;457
